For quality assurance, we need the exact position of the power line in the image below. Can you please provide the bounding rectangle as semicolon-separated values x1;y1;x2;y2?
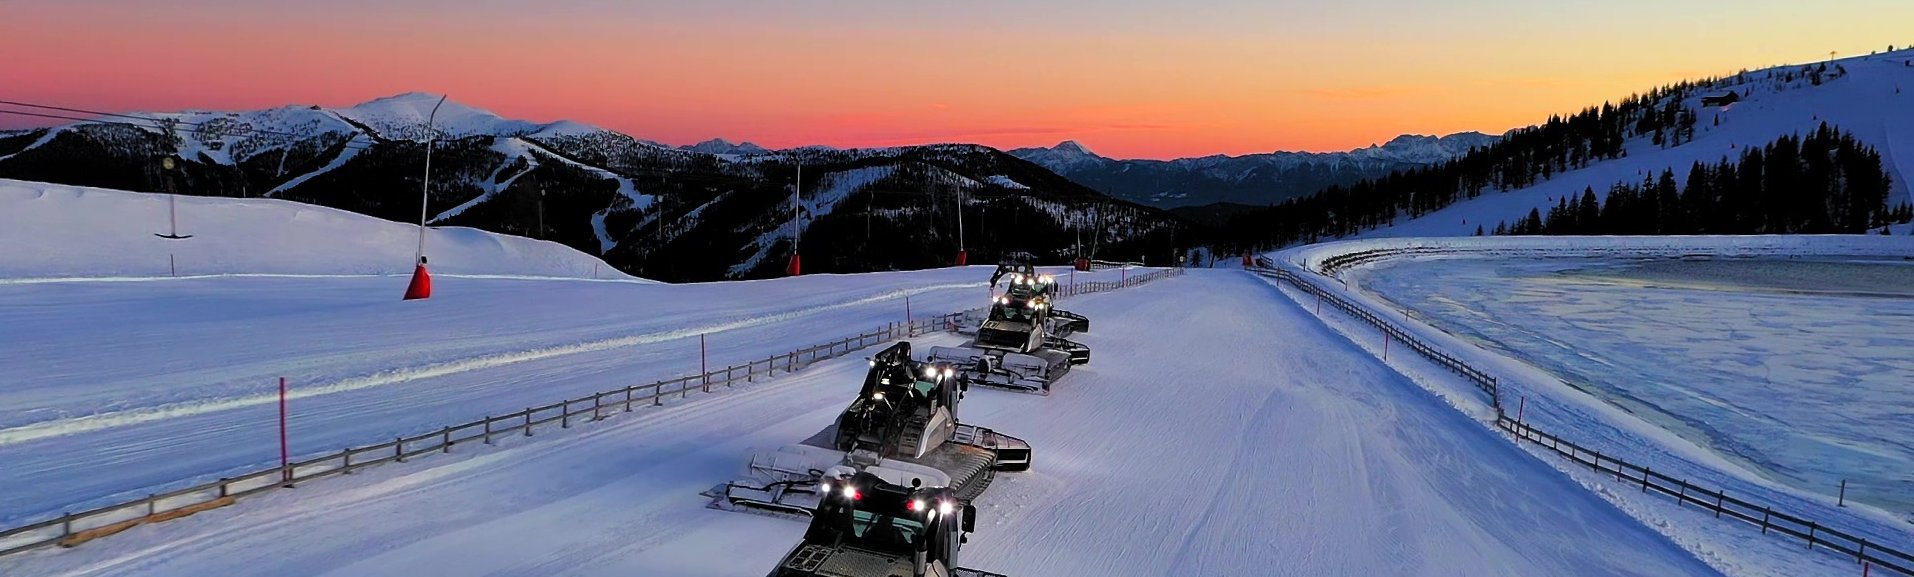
0;98;815;189
0;98;366;145
0;106;383;152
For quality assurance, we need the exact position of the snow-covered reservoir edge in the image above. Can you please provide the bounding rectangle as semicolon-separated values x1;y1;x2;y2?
1270;235;1914;575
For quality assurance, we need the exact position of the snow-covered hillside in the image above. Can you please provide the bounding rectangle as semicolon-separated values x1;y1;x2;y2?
1364;51;1914;239
0;179;636;280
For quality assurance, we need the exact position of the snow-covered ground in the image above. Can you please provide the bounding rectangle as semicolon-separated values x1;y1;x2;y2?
0;271;1726;577
1274;236;1914;575
0;265;1144;529
0;179;636;280
0;179;1143;529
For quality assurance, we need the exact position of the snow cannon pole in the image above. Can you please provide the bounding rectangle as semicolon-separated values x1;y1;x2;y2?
406;95;447;301
279;377;290;486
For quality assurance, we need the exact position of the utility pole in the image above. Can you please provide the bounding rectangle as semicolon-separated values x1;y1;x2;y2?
954;183;967;266
786;163;802;276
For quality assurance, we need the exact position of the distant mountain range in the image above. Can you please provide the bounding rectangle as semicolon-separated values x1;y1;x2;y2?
1009;132;1500;209
680;138;769;156
0;93;1182;281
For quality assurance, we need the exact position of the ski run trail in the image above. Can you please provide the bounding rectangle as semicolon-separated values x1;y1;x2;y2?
0;265;1132;529
3;270;1732;577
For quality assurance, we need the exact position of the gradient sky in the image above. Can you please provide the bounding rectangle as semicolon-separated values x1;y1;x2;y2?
5;0;1912;159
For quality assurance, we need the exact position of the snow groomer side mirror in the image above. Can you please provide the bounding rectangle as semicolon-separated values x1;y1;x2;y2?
962;504;977;533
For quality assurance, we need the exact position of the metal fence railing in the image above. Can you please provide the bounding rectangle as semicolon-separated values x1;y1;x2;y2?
1497;416;1912;575
0;266;1181;558
1251;267;1499;406
1249;259;1913;576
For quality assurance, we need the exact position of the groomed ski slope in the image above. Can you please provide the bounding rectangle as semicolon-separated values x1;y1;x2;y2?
0;176;1148;529
0;265;1137;529
1;270;1723;577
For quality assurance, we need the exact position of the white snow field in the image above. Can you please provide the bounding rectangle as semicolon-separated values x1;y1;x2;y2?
0;179;1143;530
1357;50;1914;240
1277;236;1914;575
0;179;638;280
0;271;1726;577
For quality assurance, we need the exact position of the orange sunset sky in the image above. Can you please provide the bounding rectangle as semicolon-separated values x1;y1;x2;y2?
5;0;1913;159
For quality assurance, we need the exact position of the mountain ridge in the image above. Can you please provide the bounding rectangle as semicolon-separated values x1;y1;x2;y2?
1009;131;1499;208
0;95;1186;281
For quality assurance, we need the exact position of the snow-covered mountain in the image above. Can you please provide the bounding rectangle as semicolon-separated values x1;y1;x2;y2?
680;138;768;156
1227;49;1914;248
1366;52;1914;239
1010;132;1498;208
0;94;1182;282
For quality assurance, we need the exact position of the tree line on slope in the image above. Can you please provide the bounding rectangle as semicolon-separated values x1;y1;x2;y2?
1216;62;1885;250
1486;125;1905;236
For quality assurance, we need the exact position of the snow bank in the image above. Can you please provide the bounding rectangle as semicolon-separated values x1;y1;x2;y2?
0;179;640;281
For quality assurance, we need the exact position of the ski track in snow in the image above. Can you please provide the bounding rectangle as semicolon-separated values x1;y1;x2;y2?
0;264;1133;528
265;135;367;197
0;281;981;446
0;271;1726;577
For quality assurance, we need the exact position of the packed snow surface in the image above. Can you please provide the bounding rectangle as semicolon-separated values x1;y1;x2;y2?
0;265;1131;528
1353;256;1914;513
0;177;1144;528
0;179;633;280
0;271;1725;577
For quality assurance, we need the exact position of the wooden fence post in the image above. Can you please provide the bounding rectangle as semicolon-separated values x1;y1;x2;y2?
484;416;494;445
524;409;533;436
442;427;453;453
